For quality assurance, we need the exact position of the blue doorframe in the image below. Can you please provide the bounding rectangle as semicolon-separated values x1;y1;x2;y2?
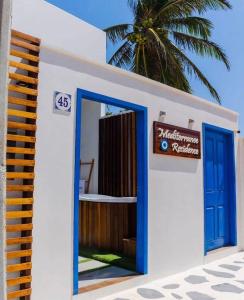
203;123;237;255
73;89;148;295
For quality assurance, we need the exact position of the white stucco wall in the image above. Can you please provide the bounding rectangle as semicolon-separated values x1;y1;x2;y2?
80;100;105;194
11;0;106;63
31;46;239;300
12;2;240;300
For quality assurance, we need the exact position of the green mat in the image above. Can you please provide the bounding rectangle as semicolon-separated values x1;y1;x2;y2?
79;247;136;271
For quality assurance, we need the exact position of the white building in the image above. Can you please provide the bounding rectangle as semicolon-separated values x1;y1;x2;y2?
2;0;244;299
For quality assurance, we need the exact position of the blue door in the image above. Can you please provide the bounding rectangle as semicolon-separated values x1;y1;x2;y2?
204;128;230;252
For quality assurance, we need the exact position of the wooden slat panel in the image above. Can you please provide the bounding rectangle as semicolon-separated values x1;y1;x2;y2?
7;185;34;192
8;121;36;131
11;38;40;52
6;29;40;297
7;172;34;179
9;60;39;73
7;262;32;273
9;72;38;85
10;49;39;62
6;211;33;219
6;198;33;206
6;224;33;233
7;147;35;155
7;288;32;299
7;236;33;246
8;108;37;119
99;112;137;197
7;276;32;287
12;29;40;44
8;85;38;97
8;96;37;108
7;159;35;167
7;134;36;143
7;250;32;260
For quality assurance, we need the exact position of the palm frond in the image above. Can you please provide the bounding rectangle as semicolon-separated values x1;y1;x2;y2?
128;0;138;12
156;0;232;18
172;31;230;69
147;28;167;58
164;16;213;39
142;45;149;76
168;41;221;102
104;24;131;44
108;41;133;68
164;0;231;13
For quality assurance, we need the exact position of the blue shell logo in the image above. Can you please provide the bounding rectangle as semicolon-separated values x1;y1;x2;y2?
160;139;169;152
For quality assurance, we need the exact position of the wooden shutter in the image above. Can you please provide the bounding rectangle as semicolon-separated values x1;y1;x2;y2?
6;29;40;300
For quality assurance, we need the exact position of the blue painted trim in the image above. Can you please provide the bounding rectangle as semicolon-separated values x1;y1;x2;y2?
73;95;82;295
73;89;148;294
136;109;148;274
202;123;237;255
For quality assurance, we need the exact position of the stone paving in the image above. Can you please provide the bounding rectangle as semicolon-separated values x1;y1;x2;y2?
101;252;244;300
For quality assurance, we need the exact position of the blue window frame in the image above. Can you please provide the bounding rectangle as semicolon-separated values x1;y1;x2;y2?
73;89;148;295
202;123;237;255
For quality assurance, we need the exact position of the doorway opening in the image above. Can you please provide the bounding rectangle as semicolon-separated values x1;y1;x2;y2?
73;89;148;294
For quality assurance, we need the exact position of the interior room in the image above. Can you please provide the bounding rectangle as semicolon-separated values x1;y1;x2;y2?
78;99;138;291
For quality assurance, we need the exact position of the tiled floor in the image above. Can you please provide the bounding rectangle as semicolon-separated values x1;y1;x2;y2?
78;256;136;289
101;252;244;300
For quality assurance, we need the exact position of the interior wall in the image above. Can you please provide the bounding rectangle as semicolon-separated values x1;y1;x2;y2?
80;100;105;194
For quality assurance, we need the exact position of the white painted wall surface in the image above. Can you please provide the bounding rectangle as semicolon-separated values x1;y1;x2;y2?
80;100;105;194
12;2;240;300
11;0;106;63
31;46;239;300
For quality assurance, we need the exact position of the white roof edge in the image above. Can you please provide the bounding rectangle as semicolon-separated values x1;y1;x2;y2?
41;43;239;120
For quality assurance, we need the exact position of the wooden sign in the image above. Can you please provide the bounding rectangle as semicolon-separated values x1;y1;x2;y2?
153;122;201;159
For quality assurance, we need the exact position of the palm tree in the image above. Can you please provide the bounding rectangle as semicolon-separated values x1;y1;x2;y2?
105;0;231;103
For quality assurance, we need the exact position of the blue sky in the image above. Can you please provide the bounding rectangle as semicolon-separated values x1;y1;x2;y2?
46;0;244;132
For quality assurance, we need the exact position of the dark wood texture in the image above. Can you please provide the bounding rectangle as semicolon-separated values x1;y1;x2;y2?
153;121;201;159
123;238;136;258
79;201;136;254
98;112;137;197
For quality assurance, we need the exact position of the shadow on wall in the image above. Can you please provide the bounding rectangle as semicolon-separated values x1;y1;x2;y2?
40;47;235;122
149;126;199;173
